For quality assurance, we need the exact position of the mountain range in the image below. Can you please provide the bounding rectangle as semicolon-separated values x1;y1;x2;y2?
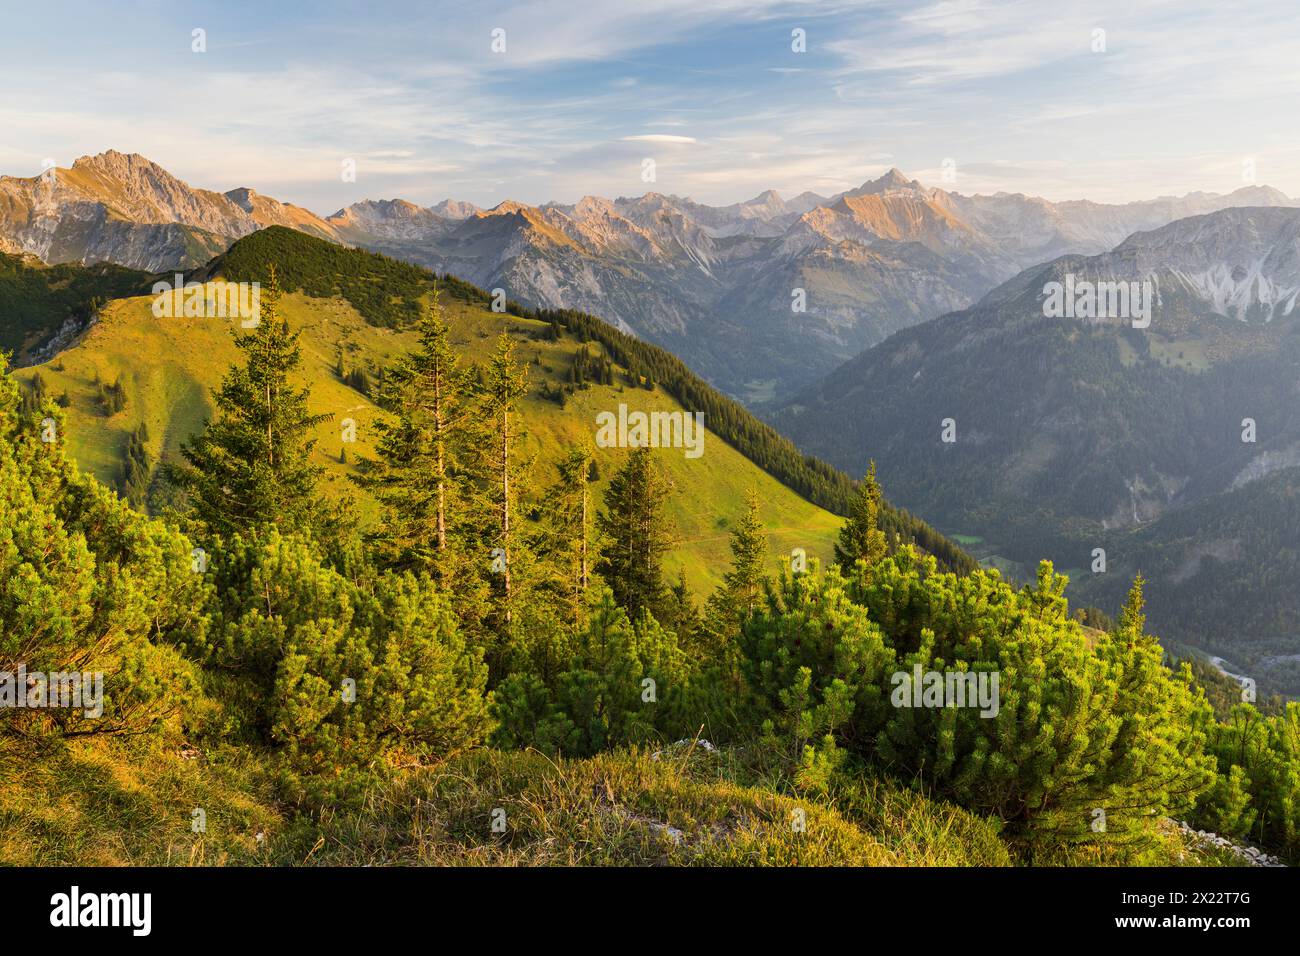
3;151;1292;401
7;150;1298;684
772;205;1300;692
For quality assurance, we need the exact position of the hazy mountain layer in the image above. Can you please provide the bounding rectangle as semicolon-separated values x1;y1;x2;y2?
772;206;1300;689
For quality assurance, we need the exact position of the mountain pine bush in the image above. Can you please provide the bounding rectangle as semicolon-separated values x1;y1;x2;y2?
490;590;702;757
180;530;490;782
738;559;894;771
1196;702;1300;862
740;548;1217;847
0;353;204;739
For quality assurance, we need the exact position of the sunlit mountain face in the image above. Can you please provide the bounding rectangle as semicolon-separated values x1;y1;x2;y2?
4;152;1291;402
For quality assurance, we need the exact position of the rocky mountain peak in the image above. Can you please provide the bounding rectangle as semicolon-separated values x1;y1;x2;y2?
429;198;480;220
485;199;536;217
847;167;923;196
224;187;259;212
71;149;163;174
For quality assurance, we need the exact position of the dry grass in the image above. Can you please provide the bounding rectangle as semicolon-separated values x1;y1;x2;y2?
2;732;1235;868
2;735;1011;867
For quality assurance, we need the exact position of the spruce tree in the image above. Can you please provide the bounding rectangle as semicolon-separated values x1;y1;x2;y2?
361;290;470;579
699;490;767;662
172;266;329;538
120;423;151;507
542;445;596;627
664;568;700;640
596;446;674;623
722;489;768;619
466;334;531;638
834;460;887;576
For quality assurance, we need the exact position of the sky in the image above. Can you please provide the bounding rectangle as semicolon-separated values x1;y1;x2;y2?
2;0;1298;214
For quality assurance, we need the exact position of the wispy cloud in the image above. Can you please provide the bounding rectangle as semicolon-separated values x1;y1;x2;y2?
622;134;697;143
1;0;1297;209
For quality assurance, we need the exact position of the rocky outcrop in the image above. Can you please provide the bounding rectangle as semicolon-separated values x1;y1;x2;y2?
1170;820;1286;866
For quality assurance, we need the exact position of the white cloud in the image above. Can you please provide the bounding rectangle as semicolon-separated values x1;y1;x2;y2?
622;134;697;143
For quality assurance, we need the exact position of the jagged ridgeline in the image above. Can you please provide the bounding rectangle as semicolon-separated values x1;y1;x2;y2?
202;226;973;572
0;252;154;359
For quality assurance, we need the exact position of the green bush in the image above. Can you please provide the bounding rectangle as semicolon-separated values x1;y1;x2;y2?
0;354;204;739
186;530;490;775
490;591;702;756
739;548;1216;846
738;560;894;770
1196;703;1300;862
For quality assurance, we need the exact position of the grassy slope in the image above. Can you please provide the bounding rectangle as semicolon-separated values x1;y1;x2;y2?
0;251;153;358
195;228;974;578
15;285;841;593
0;733;1010;866
3;732;1234;867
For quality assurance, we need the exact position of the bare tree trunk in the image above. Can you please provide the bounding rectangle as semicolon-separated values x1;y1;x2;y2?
433;375;447;553
579;477;589;590
501;409;511;625
266;381;274;466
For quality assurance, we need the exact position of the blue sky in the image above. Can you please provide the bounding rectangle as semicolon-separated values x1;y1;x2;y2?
2;0;1298;213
